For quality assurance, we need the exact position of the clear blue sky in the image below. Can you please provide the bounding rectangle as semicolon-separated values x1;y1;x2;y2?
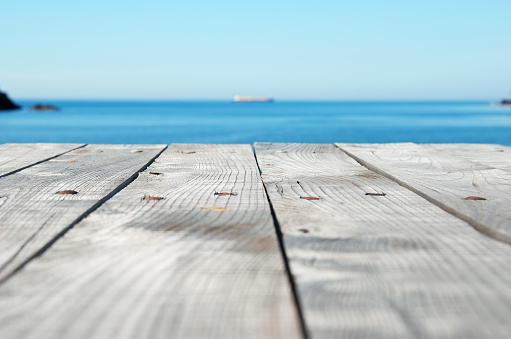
1;0;510;100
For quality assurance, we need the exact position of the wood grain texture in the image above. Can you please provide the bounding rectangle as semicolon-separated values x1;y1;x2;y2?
0;143;84;177
0;144;165;281
255;143;511;339
0;144;301;339
428;143;511;173
336;142;511;244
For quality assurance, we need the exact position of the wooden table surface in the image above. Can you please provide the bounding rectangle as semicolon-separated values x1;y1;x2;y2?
0;143;510;339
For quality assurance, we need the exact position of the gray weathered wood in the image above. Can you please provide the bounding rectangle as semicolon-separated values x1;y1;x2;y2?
428;143;511;173
0;143;84;177
0;144;302;339
255;143;511;339
336;142;511;244
0;144;165;281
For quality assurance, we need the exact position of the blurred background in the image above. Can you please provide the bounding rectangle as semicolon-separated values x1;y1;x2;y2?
1;0;510;144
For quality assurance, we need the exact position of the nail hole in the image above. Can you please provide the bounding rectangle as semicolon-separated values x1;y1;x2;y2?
299;229;309;234
149;172;163;176
130;150;143;153
366;193;386;196
176;150;196;154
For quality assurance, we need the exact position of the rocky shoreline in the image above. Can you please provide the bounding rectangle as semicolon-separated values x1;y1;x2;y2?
0;91;20;110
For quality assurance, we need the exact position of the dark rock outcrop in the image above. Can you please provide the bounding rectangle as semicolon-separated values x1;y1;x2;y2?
0;91;20;110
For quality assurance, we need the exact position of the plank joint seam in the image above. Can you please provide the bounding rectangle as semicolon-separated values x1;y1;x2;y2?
252;144;310;339
335;144;511;246
0;144;169;284
0;144;87;179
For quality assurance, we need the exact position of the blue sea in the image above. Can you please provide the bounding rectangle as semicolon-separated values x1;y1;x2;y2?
1;101;510;145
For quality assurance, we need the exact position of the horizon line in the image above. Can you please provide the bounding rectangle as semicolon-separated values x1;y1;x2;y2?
12;98;499;102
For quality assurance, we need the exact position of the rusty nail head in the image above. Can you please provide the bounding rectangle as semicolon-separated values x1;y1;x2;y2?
144;196;164;201
366;193;386;196
465;196;486;200
57;190;78;195
214;192;238;196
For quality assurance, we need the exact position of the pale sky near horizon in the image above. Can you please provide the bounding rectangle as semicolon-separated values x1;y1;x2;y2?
1;0;510;100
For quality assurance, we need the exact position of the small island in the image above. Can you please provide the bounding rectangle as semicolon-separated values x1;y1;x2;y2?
500;89;511;105
0;91;21;110
30;104;59;111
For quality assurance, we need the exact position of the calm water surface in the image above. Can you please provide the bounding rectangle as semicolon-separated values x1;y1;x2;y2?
1;101;510;145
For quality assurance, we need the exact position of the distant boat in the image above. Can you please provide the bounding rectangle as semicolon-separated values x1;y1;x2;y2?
232;95;274;103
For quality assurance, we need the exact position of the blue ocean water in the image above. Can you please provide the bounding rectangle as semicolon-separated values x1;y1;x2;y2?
1;100;510;145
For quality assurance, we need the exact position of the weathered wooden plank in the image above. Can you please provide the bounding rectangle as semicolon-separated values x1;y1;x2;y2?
336;142;511;244
0;143;84;177
428;143;511;173
0;144;166;281
255;143;511;338
0;144;302;339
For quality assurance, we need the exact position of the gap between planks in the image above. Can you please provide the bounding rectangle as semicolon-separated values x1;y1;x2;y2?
252;144;310;339
254;143;511;338
0;144;302;339
0;144;167;283
336;143;511;246
0;143;86;178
